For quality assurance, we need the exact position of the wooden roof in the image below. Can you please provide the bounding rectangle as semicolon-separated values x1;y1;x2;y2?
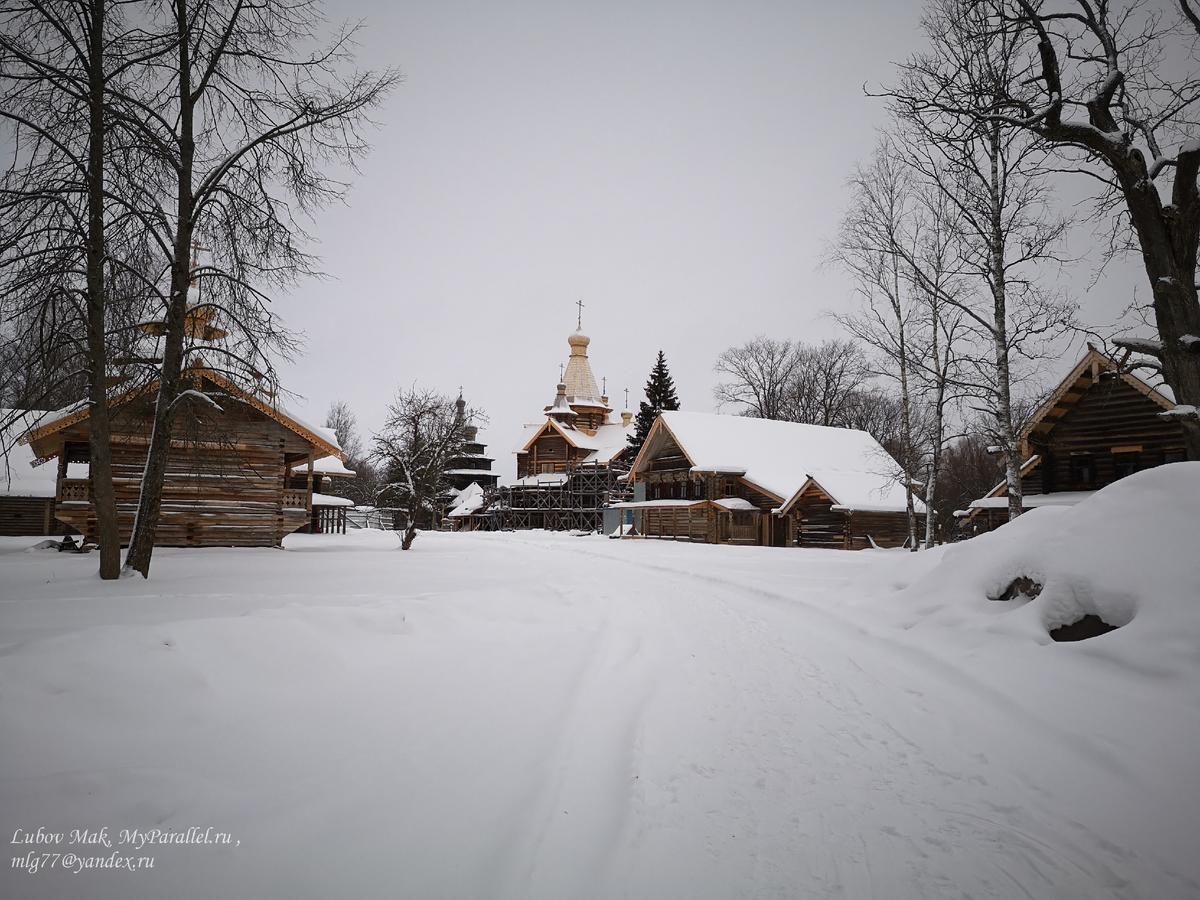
1018;347;1174;458
20;360;343;461
629;415;785;504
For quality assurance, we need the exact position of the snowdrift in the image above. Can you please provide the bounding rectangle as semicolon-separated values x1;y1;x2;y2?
890;462;1200;675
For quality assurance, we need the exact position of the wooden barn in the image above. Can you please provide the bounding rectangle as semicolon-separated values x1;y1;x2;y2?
963;347;1186;530
619;411;921;549
17;361;349;547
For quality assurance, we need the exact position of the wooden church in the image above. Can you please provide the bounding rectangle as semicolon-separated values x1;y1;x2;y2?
486;319;635;531
514;326;634;482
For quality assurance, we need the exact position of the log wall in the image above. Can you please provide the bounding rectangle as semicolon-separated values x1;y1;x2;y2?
1024;376;1185;495
794;487;917;549
48;386;315;547
0;497;57;536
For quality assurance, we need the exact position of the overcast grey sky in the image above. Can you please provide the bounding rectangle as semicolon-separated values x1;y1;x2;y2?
277;0;1136;481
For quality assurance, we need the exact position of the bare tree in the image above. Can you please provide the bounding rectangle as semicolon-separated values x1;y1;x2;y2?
713;336;802;419
897;0;1200;459
829;138;927;548
121;0;398;577
782;340;874;428
325;400;364;463
373;387;476;550
932;431;1005;539
0;0;163;577
889;0;1077;522
323;398;382;506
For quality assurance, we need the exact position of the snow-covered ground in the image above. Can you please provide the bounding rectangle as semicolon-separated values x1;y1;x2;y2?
2;465;1198;899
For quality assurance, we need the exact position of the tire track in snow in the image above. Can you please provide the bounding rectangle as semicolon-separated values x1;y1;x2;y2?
538;537;1144;787
501;536;1173;898
480;579;664;900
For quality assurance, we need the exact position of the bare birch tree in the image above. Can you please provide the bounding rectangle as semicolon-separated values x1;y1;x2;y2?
898;0;1200;459
829;138;927;548
888;0;1077;522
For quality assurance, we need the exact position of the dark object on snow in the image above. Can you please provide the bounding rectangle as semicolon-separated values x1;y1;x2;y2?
57;535;80;552
991;576;1043;602
1050;615;1119;642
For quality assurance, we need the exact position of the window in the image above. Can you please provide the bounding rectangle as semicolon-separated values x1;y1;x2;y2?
1112;452;1137;480
540;463;555;474
723;479;735;497
1071;455;1094;486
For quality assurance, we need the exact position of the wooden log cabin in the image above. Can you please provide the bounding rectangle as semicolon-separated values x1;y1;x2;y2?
17;362;349;547
620;411;920;549
962;347;1186;531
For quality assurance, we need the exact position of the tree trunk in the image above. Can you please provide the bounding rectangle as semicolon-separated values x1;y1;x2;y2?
986;123;1023;522
401;523;418;550
123;0;195;578
84;0;119;579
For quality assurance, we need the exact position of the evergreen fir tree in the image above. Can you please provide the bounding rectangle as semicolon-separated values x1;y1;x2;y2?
627;350;680;457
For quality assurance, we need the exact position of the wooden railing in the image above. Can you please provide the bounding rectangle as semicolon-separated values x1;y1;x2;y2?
282;490;309;510
60;479;90;503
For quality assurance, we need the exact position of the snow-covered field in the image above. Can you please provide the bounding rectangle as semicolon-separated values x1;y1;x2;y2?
2;465;1199;899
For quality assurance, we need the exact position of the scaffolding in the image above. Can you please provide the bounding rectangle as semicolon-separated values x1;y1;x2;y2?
477;461;632;532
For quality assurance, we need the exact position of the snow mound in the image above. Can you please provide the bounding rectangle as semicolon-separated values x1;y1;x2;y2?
896;463;1200;666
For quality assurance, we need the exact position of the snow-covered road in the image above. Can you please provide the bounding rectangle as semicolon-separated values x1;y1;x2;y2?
1;522;1197;899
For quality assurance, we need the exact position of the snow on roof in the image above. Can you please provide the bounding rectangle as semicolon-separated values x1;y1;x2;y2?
713;496;758;511
1;410;58;498
548;386;577;417
654;411;914;513
311;493;354;507
513;424;543;454
576;422;632;464
20;368;344;462
448;482;488;517
281;411;343;459
968;491;1096;510
290;456;356;477
515;417;632;464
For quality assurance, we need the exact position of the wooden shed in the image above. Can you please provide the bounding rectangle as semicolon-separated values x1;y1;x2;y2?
620;412;920;549
962;347;1186;531
17;362;347;547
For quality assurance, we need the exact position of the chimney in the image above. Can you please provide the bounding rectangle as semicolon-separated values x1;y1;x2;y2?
621;410;633;427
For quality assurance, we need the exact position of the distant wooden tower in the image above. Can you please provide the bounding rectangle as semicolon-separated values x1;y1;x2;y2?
445;392;499;492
